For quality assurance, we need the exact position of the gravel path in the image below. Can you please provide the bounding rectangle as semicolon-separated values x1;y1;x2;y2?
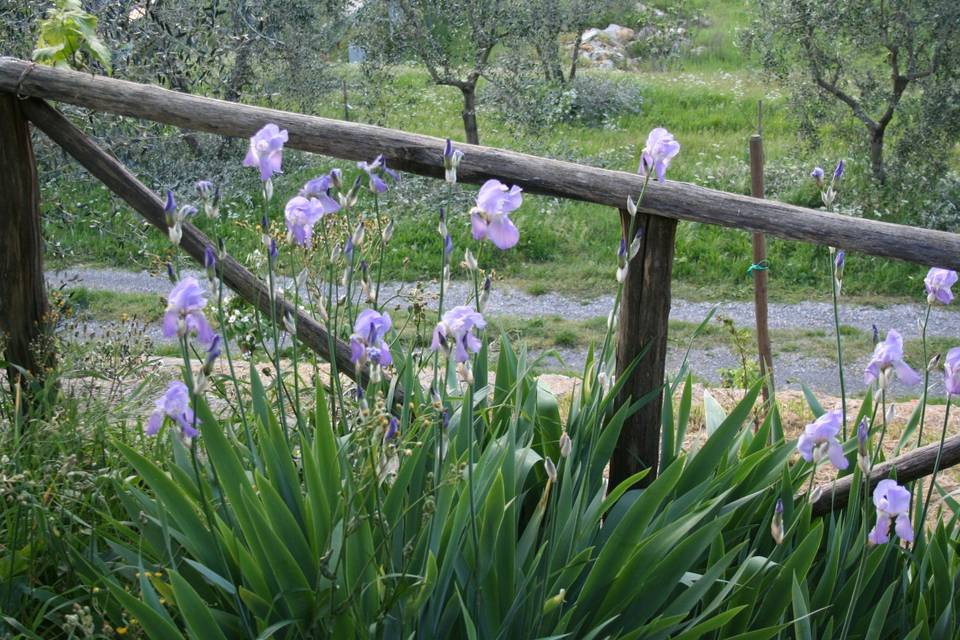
48;267;959;396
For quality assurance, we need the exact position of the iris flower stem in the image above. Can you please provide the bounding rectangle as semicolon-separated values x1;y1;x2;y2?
373;195;385;309
873;386;888;463
918;396;952;542
916;304;933;449
265;253;290;447
289;248;304;433
214;250;260;472
831;258;847;439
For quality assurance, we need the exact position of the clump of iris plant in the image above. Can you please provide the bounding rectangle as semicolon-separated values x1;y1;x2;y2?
162;276;215;345
243;123;288;199
145;380;197;439
639;127;680;183
864;329;920;388
470;179;523;250
162;190;196;246
443;138;464;184
867;479;913;545
797;408;849;470
924;267;957;305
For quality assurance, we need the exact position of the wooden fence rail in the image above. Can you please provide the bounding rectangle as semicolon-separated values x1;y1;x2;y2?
2;57;960;269
2;55;960;491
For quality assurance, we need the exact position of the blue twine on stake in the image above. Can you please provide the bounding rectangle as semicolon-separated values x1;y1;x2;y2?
747;260;769;276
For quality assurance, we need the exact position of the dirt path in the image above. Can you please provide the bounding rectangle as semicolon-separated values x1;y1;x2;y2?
48;267;959;396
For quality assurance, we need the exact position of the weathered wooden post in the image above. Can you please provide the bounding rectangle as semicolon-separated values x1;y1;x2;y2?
749;132;774;401
609;209;677;489
0;92;53;395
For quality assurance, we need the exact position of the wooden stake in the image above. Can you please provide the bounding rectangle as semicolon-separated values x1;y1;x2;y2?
749;132;774;402
609;209;677;489
0;94;53;395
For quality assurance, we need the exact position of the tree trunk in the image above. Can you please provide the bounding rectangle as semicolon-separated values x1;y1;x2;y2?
460;83;480;145
568;31;583;83
0;93;53;397
869;126;886;183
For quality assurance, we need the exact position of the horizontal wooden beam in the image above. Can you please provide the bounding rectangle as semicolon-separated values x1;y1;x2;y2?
2;56;959;270
20;97;377;397
810;434;960;516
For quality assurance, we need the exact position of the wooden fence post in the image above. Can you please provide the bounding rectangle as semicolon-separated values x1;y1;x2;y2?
749;133;774;402
0;93;52;394
609;209;677;489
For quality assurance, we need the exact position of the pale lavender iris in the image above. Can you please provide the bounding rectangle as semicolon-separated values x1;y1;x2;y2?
944;347;960;396
797;408;848;470
299;175;342;214
867;479;913;545
924;267;957;305
864;329;920;387
284;195;337;247
162;276;215;345
145;381;197;438
471;179;522;250
350;309;393;366
810;166;824;186
243;123;288;181
639;127;680;183
357;155;399;193
833;159;845;180
431;305;486;363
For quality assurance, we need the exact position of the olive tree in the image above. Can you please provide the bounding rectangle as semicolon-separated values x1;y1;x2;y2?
748;0;960;182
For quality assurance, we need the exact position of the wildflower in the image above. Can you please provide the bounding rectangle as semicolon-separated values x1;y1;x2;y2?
864;330;921;388
195;180;219;218
145;381;197;438
856;419;871;474
443;234;454;261
442;138;464;183
162;191;195;246
163;190;176;226
626;194;638;217
616;238;629;283
203;245;217;281
797;409;848;470
438;207;448;237
162;277;215;344
382;219;395;243
243;123;288;182
867;479;913;545
351;222;365;247
357;154;399;193
559;431;572;458
944;347;960;396
810;166;825;188
350;309;393;367
924;268;957;305
431;306;486;363
478;275;492;312
639;127;680;183
166;262;176;284
471;179;522;250
770;499;785;544
834;249;845;293
299;176;341;213
329;168;343;189
339;175;362;208
268;238;279;264
196;335;222;393
284;196;334;248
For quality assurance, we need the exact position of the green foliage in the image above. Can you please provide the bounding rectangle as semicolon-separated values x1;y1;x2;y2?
32;0;111;73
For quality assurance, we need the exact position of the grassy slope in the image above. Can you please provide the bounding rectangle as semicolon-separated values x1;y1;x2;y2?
39;0;936;304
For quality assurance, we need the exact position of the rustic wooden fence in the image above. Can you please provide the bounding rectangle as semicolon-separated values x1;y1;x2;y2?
2;56;960;495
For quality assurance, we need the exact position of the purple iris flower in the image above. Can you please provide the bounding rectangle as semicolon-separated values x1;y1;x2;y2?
329;168;343;189
162;276;215;345
284;195;336;248
350;309;393;367
443;233;454;259
385;416;399;440
299;176;341;213
195;180;214;198
471;179;522;250
867;479;913;545
243;123;288;181
268;238;279;262
204;245;217;279
833;160;845;180
431;305;486;363
864;330;920;388
163;190;176;226
443;139;465;184
146;381;197;438
944;347;960;396
357;155;399;193
639;127;681;183
810;166;825;187
797;408;849;470
924;267;957;305
834;250;845;272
